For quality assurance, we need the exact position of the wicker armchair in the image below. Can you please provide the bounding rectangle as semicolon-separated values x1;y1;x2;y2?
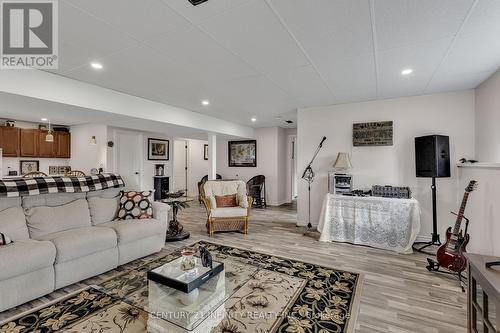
201;180;253;236
247;175;266;208
65;170;86;177
198;174;222;203
22;171;48;178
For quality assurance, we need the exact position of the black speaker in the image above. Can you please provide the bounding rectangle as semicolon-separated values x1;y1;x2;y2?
415;135;450;178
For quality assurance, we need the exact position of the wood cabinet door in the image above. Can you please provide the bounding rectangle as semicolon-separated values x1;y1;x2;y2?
20;128;39;157
56;132;71;158
38;130;55;157
0;126;20;157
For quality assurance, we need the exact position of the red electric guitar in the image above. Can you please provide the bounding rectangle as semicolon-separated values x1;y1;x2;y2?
436;180;477;273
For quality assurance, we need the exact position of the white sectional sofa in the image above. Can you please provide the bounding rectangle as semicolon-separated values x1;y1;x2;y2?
0;188;169;312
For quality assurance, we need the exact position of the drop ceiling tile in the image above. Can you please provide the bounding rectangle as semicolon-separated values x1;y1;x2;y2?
64;0;191;41
311;51;377;104
198;0;310;73
60;2;140;56
373;0;473;51
461;0;500;34
161;0;249;25
377;38;452;98
271;0;373;59
61;45;207;105
143;26;257;82
265;65;335;107
426;70;494;93
437;29;500;78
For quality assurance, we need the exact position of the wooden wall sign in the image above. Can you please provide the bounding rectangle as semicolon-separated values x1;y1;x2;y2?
353;121;393;146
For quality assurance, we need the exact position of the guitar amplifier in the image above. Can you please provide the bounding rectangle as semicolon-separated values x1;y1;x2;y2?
372;185;412;199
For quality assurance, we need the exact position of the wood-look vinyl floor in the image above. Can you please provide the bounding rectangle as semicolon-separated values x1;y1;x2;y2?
0;201;467;332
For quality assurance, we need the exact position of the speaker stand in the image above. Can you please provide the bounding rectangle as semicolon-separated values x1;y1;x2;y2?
413;177;442;255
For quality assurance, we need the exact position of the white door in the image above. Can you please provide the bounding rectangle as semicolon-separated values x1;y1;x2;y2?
116;131;142;190
291;136;298;198
173;140;188;193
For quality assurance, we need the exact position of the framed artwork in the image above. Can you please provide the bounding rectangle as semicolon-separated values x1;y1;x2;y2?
353;121;393;146
204;144;209;160
228;140;257;167
20;160;40;175
148;138;169;160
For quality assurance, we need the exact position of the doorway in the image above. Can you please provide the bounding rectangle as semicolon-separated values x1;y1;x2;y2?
290;135;298;200
115;130;142;190
173;139;188;195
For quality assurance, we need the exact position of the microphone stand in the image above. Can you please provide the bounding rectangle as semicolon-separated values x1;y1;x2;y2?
302;136;326;235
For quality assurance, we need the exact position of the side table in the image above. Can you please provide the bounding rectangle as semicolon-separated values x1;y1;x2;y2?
161;196;193;242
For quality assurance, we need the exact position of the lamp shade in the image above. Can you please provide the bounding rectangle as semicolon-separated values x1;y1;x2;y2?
333;152;352;169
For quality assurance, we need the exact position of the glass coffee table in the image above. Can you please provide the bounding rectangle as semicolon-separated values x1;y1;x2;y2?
92;256;228;333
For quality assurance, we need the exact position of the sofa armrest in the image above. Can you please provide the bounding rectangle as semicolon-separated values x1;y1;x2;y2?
152;201;170;228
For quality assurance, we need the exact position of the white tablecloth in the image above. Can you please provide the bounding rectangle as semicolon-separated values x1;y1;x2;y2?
317;194;421;254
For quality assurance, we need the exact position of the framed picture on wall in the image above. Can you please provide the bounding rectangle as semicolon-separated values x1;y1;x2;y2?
148;138;169;160
20;160;40;175
204;144;209;160
228;140;257;167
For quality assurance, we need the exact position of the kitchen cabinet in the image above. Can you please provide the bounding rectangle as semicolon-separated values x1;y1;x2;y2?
20;128;39;157
56;132;71;158
0;126;20;157
38;130;56;157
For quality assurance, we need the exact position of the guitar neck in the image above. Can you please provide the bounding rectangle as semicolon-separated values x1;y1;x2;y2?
453;192;470;235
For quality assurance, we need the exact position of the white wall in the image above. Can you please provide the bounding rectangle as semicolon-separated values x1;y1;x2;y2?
1;120;69;176
107;127;173;191
186;139;209;195
297;91;475;242
455;70;500;256
475;70;500;163
217;127;290;206
70;123;107;174
458;167;500;256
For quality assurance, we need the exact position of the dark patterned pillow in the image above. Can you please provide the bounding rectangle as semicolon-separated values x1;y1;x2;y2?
116;191;153;220
0;233;12;246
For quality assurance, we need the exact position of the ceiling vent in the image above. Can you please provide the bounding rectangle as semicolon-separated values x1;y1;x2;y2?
188;0;208;5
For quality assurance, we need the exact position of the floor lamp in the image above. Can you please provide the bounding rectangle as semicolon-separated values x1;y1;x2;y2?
302;136;326;234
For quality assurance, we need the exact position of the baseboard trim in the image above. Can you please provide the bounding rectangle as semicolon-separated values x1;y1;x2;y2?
267;199;292;206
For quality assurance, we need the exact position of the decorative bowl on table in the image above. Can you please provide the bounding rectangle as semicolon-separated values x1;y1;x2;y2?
166;191;185;199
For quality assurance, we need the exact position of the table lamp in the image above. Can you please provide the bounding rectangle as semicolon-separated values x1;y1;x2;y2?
333;152;352;174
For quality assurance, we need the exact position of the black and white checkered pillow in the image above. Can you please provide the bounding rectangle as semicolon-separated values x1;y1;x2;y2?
116;191;153;220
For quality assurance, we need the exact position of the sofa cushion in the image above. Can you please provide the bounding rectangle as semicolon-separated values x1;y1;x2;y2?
24;198;92;239
116;191;153;220
0;197;21;211
88;197;119;225
0;239;56;280
86;188;122;199
0;206;30;240
22;192;87;209
35;226;117;264
100;219;165;245
210;207;247;218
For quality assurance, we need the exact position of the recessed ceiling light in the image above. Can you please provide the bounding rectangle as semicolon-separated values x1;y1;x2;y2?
251;118;257;122
401;68;413;76
41;118;48;121
91;62;103;70
201;100;210;106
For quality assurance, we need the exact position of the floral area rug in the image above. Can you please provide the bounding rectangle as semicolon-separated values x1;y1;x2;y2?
0;241;363;333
